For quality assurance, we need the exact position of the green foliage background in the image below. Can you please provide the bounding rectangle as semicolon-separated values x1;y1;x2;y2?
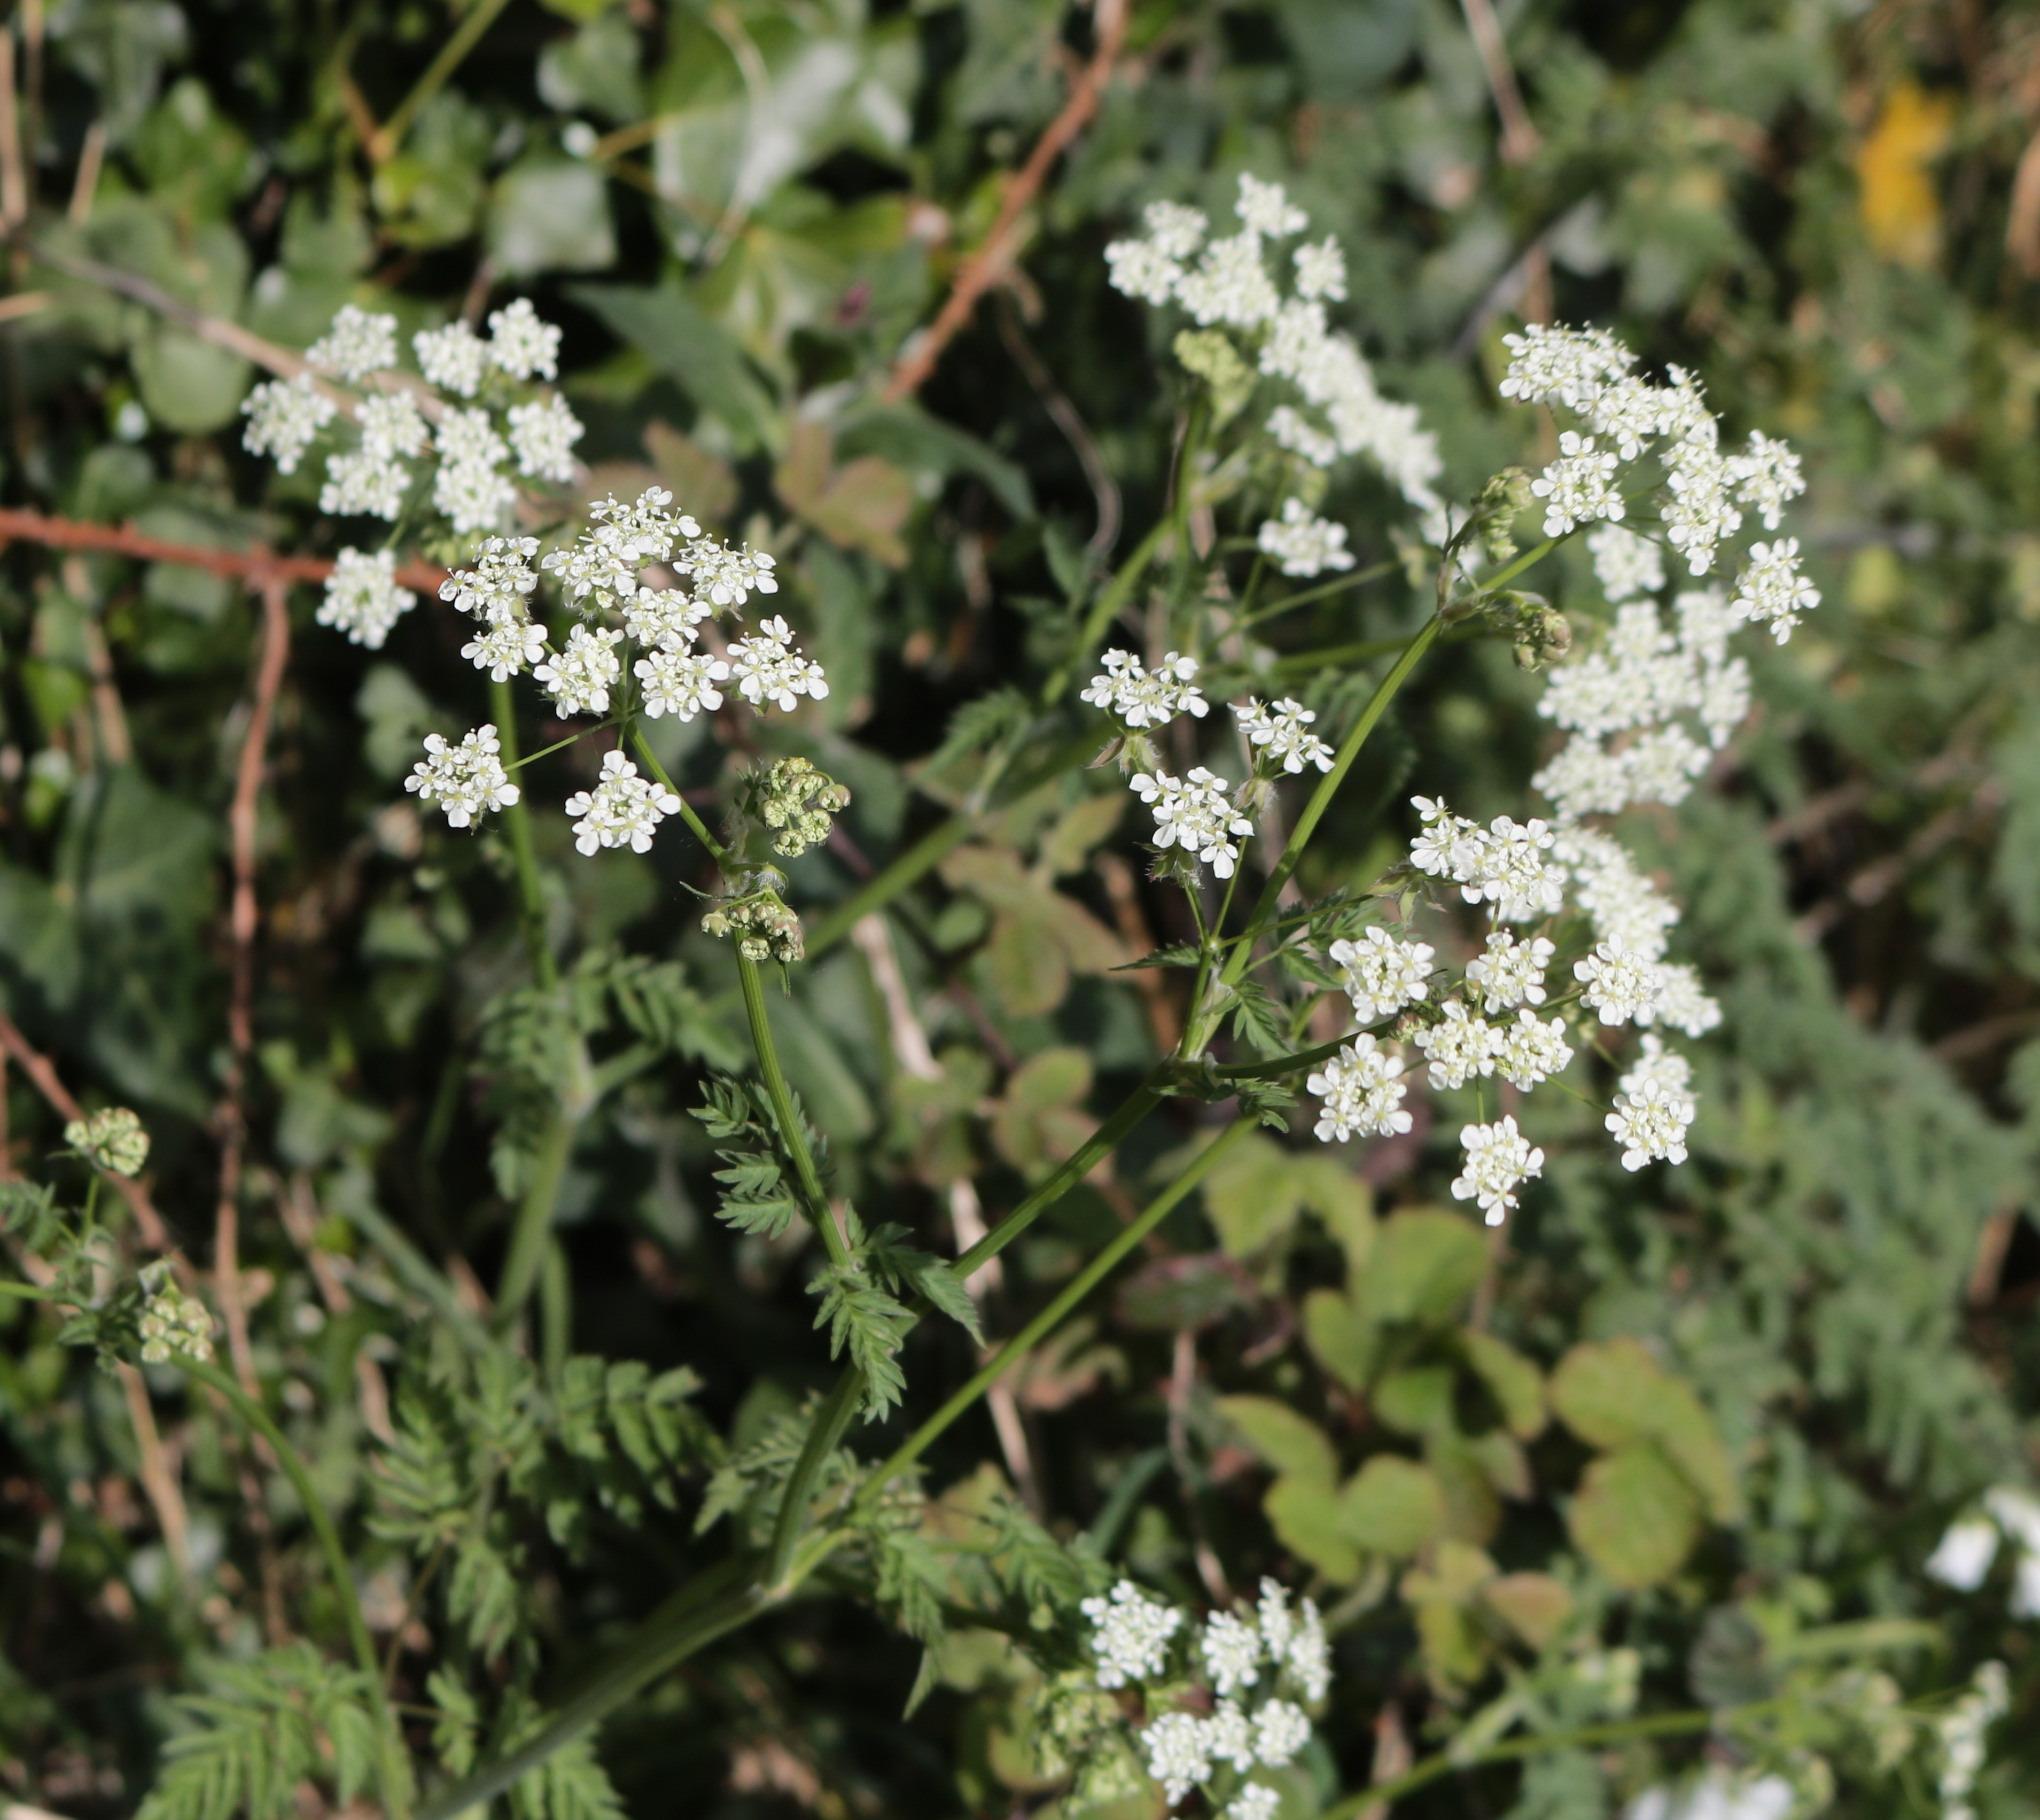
2;0;2039;1815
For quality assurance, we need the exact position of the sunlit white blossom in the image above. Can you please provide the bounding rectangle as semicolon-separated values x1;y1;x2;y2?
440;536;541;623
1731;538;1819;644
1645;962;1721;1036
1587;522;1666;603
1414;1001;1502;1090
1204;1701;1257;1773
636;644;730;721
1235;696;1333;773
1178;230;1282;328
1258;497;1356;577
1144;200;1208;259
1531;431;1624;539
405;725;519;828
1292;236;1347;300
1081;649;1208;729
1329;926;1435;1023
1926;1519;2000;1592
564;749;682;855
462;617;548;682
321;447;408;520
727;616;828;712
1606;1075;1695;1171
683;537;779;608
1082;1580;1182;1689
307;304;397;380
1236;173;1308;237
317;547;417;649
1131;766;1255;878
1499;324;1634;409
1555;829;1681;961
487;298;562;380
1230;1785;1281;1820
414;321;488;397
508;394;584;484
622;585;713;649
1575;940;1659;1026
1496;1009;1573;1090
1307;1035;1412;1143
1283;1596;1330;1704
1267;403;1340;466
533;624;624;715
1728;430;1805;531
1466;930;1553;1014
1201;1611;1264;1697
356;391;430;460
1452;1115;1544;1223
1143;1712;1211;1807
1251;1700;1311;1768
1663;440;1741;576
242;373;336;474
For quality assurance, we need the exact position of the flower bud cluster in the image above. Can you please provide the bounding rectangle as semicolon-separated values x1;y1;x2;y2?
65;1106;150;1177
738;757;851;859
702;891;804;964
137;1263;213;1366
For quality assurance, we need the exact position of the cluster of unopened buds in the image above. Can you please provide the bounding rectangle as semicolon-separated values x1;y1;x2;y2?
1077;1577;1330;1820
736;757;852;860
701;890;805;965
136;1263;213;1366
65;1106;150;1178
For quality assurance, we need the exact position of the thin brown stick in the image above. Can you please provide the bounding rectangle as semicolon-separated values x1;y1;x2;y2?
881;0;1126;404
116;1363;192;1587
0;505;444;592
213;579;291;1401
0;1008;168;1247
67;121;103;224
0;36;25;228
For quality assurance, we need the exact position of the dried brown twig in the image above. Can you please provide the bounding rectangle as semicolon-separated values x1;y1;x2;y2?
881;0;1127;405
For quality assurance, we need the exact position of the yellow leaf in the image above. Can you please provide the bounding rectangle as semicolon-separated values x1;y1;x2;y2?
1856;83;1957;268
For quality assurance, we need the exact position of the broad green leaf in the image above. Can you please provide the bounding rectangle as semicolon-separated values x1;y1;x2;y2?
1426;1436;1501;1543
1294;1156;1375;1270
569;279;778;447
1459;1330;1546;1438
1302;1288;1381;1390
1216;1394;1338;1487
1373;1366;1455;1437
1335;1453;1445;1557
1482;1572;1575;1651
1203;1132;1304;1259
488;158;617;276
1357;1208;1489;1326
131;326;250;432
1264;1473;1361;1583
1568;1442;1704;1589
1551;1338;1739;1521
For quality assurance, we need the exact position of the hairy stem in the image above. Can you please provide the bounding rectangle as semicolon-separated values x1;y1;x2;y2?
184;1359;411;1820
854;1117;1253;1513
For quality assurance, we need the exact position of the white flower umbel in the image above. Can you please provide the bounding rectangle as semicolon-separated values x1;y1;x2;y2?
1496;1010;1573;1090
1229;1786;1281;1820
534;624;625;715
1236;173;1309;237
1729;430;1806;531
440;536;541;623
1328;926;1435;1023
636;644;730;721
1409;800;1564;923
727;616;828;712
487;298;562;381
1201;1612;1263;1698
1143;1712;1212;1808
1081;650;1208;729
1105;235;1185;305
682;538;779;609
461;618;548;682
1465;930;1554;1014
357;391;431;460
414;321;488;396
1307;1035;1412;1143
317;548;417;650
1257;497;1356;577
1268;403;1340;466
1663;439;1741;577
564;750;683;856
1257;1579;1296;1664
1499;324;1635;410
1283;1597;1330;1704
1144;200;1208;259
1204;1701;1257;1774
1293;236;1347;301
1648;962;1722;1036
1414;1001;1502;1090
508;394;584;484
307;304;398;380
434;407;515;533
405;725;519;829
1131;767;1255;878
1555;829;1680;961
1575;941;1660;1026
622;585;713;649
1452;1116;1544;1224
1235;697;1334;774
320;448;408;520
1731;538;1820;644
1607;1074;1695;1171
1178;229;1282;329
242;373;336;474
1587;522;1667;603
1251;1700;1311;1768
1081;1580;1183;1690
1623;1033;1693;1100
1531;431;1624;539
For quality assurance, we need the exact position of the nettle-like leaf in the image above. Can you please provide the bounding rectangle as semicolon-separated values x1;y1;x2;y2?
136;1644;379;1820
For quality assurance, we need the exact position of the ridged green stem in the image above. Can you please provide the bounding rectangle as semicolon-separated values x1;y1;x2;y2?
737;952;852;1272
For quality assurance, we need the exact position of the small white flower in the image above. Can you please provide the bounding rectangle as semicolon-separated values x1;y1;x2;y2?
1498;323;1635;410
1267;404;1340;466
434;458;517;534
1647;962;1721;1037
1143;1710;1211;1807
1413;1001;1502;1090
508;394;584;484
1731;538;1820;644
435;405;510;470
682;536;779;608
727;616;828;712
1936;1661;2010;1820
1496;1009;1573;1090
563;749;682;856
1105;236;1184;305
1575;940;1659;1026
1292;236;1347;301
1082;1580;1183;1690
1178;230;1282;329
1451;1116;1544;1224
1257;1578;1296;1664
1229;1785;1281;1820
1235;696;1334;773
1130;766;1255;878
320;447;409;520
1283;1597;1330;1704
307;304;398;380
1728;429;1805;531
1925;1519;2000;1592
623;585;713;648
461;617;548;682
1530;431;1624;539
1251;1699;1312;1768
1605;1075;1695;1170
533;624;624;715
1144;200;1209;259
318;547;417;649
1465;930;1554;1014
356;391;431;460
405;724;520;828
1555;828;1681;961
1586;522;1666;603
1203;1700;1258;1774
636;644;730;721
1623;1033;1694;1099
1081;649;1207;729
1663;440;1742;577
1474;816;1567;923
414;321;489;397
1328;926;1435;1023
1307;1035;1412;1144
1201;1611;1264;1697
1236;173;1309;237
1257;496;1355;578
487;298;563;381
440;536;542;623
242;373;335;473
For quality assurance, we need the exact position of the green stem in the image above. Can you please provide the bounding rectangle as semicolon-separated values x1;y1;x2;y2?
184;1359;411;1820
1319;1700;1790;1820
630;726;734;869
1268;632;1422;678
951;1063;1170;1283
411;1556;765;1820
494;1099;579;1326
1478;534;1560;593
1245;559;1399;627
369;0;516;162
853;1119;1253;1514
0;1280;48;1299
492;677;556;990
737;954;852;1271
764;1366;865;1589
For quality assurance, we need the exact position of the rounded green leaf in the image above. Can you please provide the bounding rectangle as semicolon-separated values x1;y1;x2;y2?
1567;1443;1704;1589
1335;1454;1446;1558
